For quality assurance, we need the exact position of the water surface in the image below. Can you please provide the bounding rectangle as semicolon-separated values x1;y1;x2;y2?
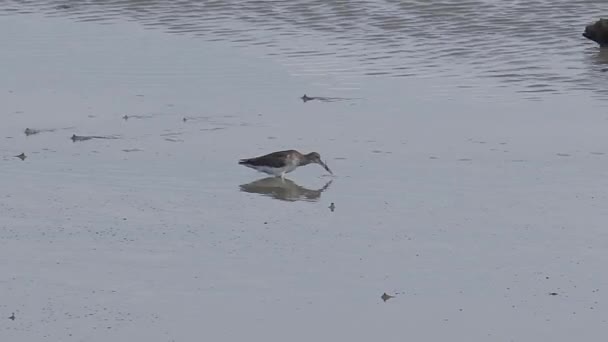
2;1;608;341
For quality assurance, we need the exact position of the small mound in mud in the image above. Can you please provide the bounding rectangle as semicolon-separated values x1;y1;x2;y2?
70;134;120;142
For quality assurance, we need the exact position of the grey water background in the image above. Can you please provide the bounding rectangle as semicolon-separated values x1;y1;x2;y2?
2;1;608;341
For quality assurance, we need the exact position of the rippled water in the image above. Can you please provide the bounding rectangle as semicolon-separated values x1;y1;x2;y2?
3;1;608;341
2;0;608;98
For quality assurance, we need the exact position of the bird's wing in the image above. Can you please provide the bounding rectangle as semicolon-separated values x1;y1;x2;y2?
239;150;295;168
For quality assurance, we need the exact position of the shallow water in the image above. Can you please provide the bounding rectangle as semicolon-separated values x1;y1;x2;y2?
3;0;608;98
2;1;608;341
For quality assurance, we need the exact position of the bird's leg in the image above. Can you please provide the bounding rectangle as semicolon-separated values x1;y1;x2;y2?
281;172;286;181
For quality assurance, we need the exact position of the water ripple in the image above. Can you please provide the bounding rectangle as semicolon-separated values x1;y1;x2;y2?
3;0;608;98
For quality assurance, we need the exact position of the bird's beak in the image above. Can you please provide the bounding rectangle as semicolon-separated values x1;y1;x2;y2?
319;160;333;175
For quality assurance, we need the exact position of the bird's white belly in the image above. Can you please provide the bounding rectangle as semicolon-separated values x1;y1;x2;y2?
255;163;297;176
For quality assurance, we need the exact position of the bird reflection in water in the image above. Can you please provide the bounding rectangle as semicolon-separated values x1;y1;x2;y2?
239;177;332;202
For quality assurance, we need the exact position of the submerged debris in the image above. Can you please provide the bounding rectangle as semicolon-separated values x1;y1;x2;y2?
8;313;15;321
301;94;359;103
381;292;395;302
71;134;92;142
25;127;73;136
14;153;26;160
71;134;119;142
122;114;153;120
24;128;40;136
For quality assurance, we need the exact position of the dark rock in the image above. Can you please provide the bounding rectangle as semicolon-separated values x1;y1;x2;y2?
301;94;357;103
71;134;92;142
381;292;394;302
583;19;608;47
24;128;40;136
71;134;119;142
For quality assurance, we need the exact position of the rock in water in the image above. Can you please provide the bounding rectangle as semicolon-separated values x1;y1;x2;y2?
583;19;608;47
381;292;394;302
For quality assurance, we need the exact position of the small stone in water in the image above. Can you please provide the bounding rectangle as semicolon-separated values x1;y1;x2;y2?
381;292;394;302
